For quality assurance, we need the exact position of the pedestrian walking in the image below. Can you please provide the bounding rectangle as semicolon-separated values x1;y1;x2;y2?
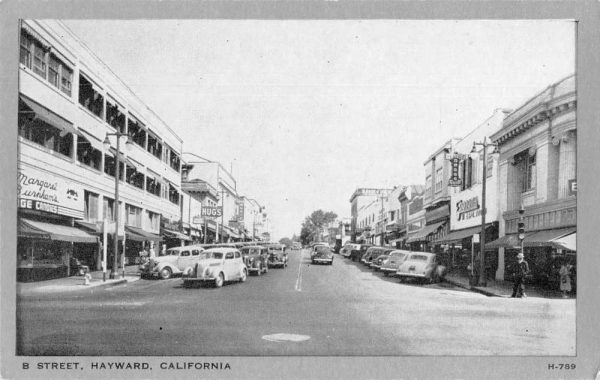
511;252;530;298
559;260;572;298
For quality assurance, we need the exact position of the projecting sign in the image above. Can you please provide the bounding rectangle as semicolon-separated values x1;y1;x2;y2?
568;179;577;196
201;206;223;218
450;183;498;230
18;166;84;218
448;156;462;187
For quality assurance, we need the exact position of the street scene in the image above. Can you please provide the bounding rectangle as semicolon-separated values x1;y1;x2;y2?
14;18;577;363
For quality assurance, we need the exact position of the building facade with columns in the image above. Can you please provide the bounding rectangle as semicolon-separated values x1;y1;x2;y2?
489;74;576;287
18;20;183;280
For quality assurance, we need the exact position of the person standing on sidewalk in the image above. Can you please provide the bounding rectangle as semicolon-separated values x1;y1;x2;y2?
559;259;572;298
511;252;530;298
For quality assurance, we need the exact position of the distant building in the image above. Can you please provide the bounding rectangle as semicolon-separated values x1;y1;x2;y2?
349;188;391;243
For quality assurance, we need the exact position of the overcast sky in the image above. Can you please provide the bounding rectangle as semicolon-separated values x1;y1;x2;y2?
62;20;575;240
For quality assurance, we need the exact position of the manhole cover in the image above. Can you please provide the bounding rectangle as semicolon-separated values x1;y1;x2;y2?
262;333;310;342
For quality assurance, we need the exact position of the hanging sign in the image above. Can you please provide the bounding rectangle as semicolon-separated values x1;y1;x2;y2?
448;156;462;187
201;206;223;218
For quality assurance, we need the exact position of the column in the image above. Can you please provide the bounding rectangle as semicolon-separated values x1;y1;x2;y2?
558;130;577;198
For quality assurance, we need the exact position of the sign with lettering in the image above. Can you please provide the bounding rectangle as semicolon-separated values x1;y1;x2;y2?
450;183;498;230
448;156;462;187
201;206;223;218
568;179;577;196
17;166;84;218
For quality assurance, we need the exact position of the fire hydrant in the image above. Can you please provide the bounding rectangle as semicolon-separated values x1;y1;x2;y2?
83;271;92;286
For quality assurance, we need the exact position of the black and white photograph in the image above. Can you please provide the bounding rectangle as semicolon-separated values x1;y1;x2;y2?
2;2;599;379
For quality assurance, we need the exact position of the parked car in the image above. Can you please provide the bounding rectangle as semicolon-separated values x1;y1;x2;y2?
360;247;389;266
311;243;329;257
340;243;359;258
379;250;411;276
350;244;373;262
369;248;395;271
240;245;269;275
396;252;446;284
139;245;205;279
183;247;247;288
311;246;334;265
267;244;288;268
292;242;302;250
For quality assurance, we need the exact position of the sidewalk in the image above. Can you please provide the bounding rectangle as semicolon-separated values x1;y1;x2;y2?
443;272;575;299
17;265;141;295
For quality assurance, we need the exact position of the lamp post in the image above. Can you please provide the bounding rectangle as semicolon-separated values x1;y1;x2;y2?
470;137;500;287
103;132;132;279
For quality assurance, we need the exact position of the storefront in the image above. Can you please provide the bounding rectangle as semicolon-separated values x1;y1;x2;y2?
406;221;445;252
125;226;162;264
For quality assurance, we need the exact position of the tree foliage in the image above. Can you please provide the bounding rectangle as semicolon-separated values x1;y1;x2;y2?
279;237;293;247
299;209;337;245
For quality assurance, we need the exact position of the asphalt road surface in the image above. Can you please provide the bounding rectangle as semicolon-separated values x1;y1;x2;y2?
17;248;575;356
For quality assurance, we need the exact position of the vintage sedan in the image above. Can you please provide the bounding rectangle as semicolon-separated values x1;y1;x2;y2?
266;244;288;268
379;250;411;276
350;244;373;262
311;245;334;265
183;247;247;288
139;245;205;279
240;245;269;275
369;249;395;271
396;252;446;284
340;243;359;258
360;247;388;266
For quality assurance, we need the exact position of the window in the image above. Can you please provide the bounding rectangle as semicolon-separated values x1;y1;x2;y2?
20;30;33;68
84;191;99;221
518;149;537;192
425;175;432;198
147;132;163;160
76;136;102;170
60;65;73;96
128;115;146;148
435;166;443;193
192;250;200;256
461;158;474;190
33;43;47;78
225;252;234;260
126;164;144;190
104;154;115;177
147;211;160;231
126;204;142;227
170;151;181;172
79;74;104;118
18;99;73;157
106;97;126;133
146;175;161;197
103;197;115;222
168;183;179;205
48;55;60;87
486;156;494;178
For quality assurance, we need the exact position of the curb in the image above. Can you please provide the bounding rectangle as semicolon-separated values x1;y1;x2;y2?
443;278;501;297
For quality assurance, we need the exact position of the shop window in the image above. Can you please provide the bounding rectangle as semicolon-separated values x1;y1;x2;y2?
128;115;146;148
79;74;104;119
147;132;162;160
18;100;73;157
103;197;115;222
76;137;102;171
106;97;126;133
84;191;99;221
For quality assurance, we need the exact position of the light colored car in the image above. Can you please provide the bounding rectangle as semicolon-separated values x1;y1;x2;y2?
311;246;334;265
369;249;395;271
340;243;359;258
379;250;411;276
139;245;205;279
396;252;446;284
183;247;248;288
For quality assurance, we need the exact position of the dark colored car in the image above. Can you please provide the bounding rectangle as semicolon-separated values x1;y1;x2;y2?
361;247;391;266
311;246;334;265
266;244;288;268
369;249;395;271
240;245;269;276
350;244;373;262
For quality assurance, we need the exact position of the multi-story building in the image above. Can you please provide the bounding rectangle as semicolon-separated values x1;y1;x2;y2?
349;188;391;243
384;185;404;247
489;74;576;286
407;139;460;251
395;185;425;249
405;191;426;251
17;20;183;280
434;109;509;273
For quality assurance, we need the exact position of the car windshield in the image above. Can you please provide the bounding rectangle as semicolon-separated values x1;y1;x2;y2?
409;254;429;261
205;252;224;259
315;246;330;254
242;248;262;255
391;252;407;258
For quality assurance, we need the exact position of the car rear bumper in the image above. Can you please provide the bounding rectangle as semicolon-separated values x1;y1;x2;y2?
312;258;333;263
370;264;381;269
396;272;428;279
380;267;398;274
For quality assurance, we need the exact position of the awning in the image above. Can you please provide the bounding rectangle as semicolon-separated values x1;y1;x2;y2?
20;96;80;137
163;228;192;241
19;218;98;243
78;129;105;152
552;232;576;251
524;227;576;249
435;224;494;245
485;234;523;250
22;23;50;49
406;222;445;243
108;147;141;171
125;226;161;242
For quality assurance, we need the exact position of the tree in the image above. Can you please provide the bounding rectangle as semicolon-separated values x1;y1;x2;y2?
299;209;337;245
279;237;293;247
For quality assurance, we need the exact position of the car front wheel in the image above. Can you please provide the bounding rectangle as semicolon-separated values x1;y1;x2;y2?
215;272;224;288
240;269;247;282
159;267;172;280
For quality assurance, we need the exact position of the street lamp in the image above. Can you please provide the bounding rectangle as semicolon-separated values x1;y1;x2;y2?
103;132;133;279
470;137;500;287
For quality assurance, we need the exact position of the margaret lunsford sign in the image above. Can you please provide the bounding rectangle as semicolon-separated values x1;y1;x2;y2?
18;166;84;219
450;183;498;231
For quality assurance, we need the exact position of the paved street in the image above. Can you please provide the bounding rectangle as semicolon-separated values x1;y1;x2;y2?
17;249;575;356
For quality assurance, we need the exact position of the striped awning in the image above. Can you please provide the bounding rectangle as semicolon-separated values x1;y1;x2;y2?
406;222;445;243
19;218;98;243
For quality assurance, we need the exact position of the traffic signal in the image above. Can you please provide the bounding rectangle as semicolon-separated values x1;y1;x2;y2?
518;221;525;240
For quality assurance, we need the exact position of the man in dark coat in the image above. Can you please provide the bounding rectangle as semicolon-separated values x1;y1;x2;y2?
511;252;530;298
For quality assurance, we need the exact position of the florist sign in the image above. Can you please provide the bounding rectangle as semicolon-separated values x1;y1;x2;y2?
450;183;497;230
18;166;84;218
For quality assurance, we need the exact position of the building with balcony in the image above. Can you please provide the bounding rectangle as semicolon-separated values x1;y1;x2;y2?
17;20;183;280
489;74;576;286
